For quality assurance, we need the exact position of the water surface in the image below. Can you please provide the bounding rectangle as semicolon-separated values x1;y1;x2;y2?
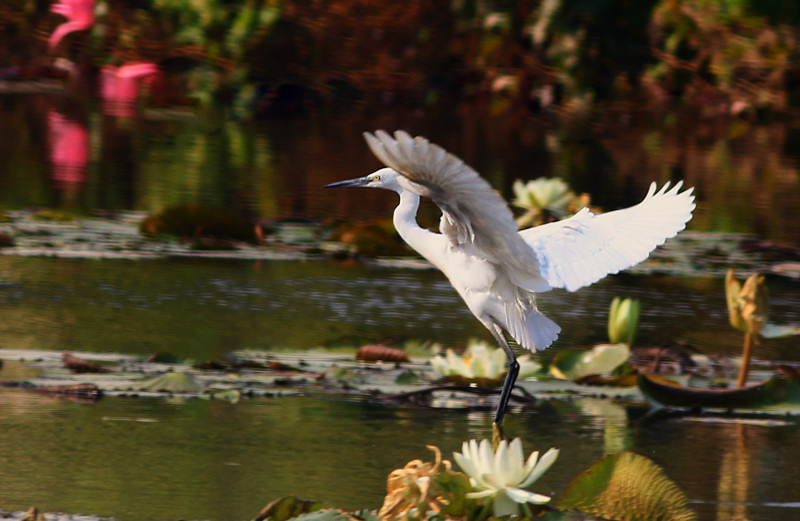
1;256;799;362
1;390;798;521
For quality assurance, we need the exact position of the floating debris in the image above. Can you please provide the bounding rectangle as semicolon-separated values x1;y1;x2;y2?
356;344;410;363
63;353;110;374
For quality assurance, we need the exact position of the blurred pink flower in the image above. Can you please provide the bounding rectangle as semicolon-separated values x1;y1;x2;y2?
101;62;160;117
49;0;95;49
48;109;89;188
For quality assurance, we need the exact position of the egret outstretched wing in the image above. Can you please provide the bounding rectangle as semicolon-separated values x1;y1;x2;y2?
520;182;695;292
364;130;550;292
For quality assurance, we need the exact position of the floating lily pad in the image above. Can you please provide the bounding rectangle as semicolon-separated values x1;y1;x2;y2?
254;496;324;521
288;510;359;521
550;344;630;381
394;370;420;385
133;372;204;393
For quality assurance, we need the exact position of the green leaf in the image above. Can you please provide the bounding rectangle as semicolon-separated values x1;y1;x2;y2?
395;370;420;385
558;451;697;521
349;510;380;521
286;509;357;521
134;372;204;393
254;496;324;521
550;344;630;381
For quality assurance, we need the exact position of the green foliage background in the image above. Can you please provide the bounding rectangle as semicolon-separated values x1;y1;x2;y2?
2;0;799;115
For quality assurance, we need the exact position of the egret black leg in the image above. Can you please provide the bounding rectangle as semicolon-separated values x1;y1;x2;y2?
490;323;519;426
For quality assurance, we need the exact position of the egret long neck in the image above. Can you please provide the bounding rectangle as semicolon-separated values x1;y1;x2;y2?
393;189;421;237
393;189;443;265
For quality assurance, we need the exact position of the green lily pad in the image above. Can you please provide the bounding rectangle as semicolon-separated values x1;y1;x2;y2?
550;343;630;381
322;366;363;383
558;451;697;521
254;496;324;521
394;370;420;385
288;510;360;521
133;372;204;393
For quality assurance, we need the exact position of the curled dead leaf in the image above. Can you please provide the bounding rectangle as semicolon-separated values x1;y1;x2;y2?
378;445;469;521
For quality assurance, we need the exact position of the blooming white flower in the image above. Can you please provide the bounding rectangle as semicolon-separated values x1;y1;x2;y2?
453;438;559;517
431;340;541;382
512;177;576;214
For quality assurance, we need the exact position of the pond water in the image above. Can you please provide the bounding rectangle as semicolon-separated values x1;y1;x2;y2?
2;89;800;521
1;256;800;521
1;388;799;521
1;256;800;362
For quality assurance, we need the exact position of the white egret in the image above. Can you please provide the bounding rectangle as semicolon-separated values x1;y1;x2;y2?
326;130;695;426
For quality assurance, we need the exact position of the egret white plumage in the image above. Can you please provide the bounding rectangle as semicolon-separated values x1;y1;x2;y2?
326;130;695;426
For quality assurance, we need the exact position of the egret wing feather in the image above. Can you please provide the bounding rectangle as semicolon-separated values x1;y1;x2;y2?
364;130;550;292
520;182;695;292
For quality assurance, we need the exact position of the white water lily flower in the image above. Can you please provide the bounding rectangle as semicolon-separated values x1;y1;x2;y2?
512;177;574;212
431;340;541;382
453;438;559;517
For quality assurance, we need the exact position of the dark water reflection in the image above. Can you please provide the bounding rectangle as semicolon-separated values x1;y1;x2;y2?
2;93;800;244
1;256;800;362
1;390;798;521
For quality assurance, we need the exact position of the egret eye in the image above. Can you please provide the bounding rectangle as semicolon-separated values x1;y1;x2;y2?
373;175;381;182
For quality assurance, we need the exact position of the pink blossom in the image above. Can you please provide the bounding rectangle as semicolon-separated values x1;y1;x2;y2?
48;110;89;188
101;62;160;117
49;0;95;49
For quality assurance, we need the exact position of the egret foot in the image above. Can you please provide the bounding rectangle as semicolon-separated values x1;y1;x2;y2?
492;421;507;447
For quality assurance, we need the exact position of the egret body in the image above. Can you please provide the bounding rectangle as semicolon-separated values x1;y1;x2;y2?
326;130;695;426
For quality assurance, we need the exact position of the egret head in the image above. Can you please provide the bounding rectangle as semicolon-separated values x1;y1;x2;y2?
324;168;403;192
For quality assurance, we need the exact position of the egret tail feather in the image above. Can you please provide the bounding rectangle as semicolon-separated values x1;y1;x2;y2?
508;307;561;352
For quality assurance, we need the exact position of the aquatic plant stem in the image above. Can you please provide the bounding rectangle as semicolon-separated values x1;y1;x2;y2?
736;331;754;388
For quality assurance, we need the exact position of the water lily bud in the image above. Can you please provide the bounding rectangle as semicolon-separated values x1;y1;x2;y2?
608;297;640;346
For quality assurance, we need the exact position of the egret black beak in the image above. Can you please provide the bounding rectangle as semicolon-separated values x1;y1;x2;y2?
324;176;371;189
